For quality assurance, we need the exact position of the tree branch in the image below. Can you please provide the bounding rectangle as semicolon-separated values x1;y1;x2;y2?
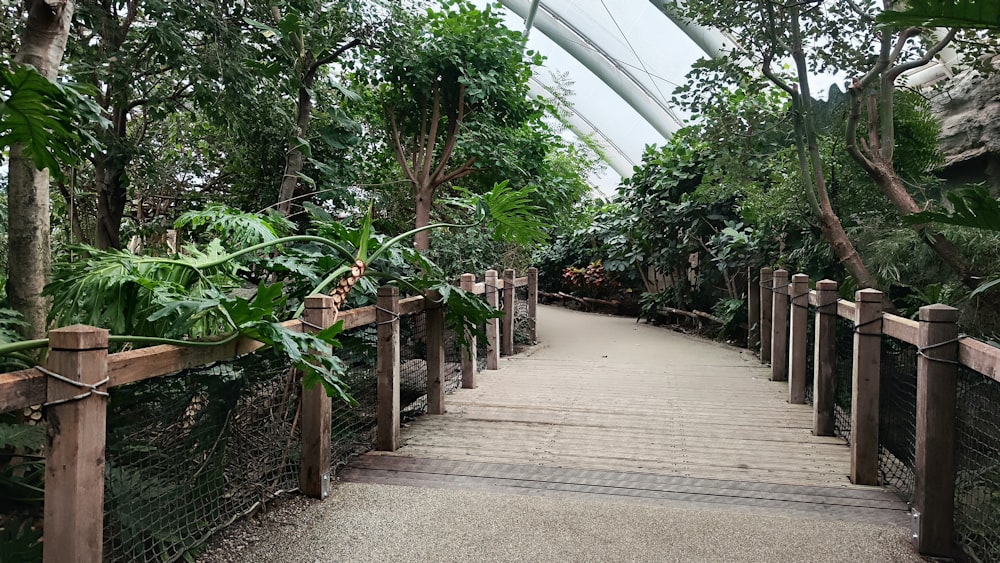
386;108;415;182
305;38;362;83
435;157;477;185
430;82;466;185
886;28;957;82
761;51;795;95
422;82;442;183
845;79;877;173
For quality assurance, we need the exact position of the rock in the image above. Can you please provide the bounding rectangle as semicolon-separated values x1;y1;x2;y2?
931;65;1000;193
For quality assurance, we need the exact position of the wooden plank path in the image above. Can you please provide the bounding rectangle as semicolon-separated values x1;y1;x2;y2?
342;305;910;525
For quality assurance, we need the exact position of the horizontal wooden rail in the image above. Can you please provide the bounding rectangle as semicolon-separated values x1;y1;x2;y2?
0;296;434;414
466;276;527;296
0;266;536;415
837;299;856;319
960;337;1000;383
882;314;918;345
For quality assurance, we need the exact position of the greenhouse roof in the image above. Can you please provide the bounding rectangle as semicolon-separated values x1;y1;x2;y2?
481;1;734;192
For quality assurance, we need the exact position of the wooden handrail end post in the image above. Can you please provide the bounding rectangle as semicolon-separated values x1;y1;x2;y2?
300;295;335;498
913;304;960;556
44;325;110;563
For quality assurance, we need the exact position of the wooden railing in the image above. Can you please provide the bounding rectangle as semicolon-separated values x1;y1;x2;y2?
751;267;1000;557
0;267;537;563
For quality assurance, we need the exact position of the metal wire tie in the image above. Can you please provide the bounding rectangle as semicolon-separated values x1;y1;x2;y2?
375;305;401;325
916;335;966;365
300;319;325;332
37;366;109;408
853;316;883;334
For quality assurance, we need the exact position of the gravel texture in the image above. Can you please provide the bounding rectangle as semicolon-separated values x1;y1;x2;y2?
197;481;922;563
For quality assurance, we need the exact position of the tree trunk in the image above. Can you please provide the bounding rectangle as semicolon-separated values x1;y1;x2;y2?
414;186;433;251
276;84;314;215
94;150;128;250
7;0;75;340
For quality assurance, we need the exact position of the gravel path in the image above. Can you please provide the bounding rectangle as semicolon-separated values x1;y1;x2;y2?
198;481;921;562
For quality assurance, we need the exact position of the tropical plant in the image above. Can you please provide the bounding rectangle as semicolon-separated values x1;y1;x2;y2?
3;183;544;402
359;0;541;249
0;63;105;174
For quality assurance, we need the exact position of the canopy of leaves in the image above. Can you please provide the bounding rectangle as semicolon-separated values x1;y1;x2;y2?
0;63;106;174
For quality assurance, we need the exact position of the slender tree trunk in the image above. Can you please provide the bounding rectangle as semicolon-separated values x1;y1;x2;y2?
276;84;314;215
7;0;75;340
94;149;128;250
784;3;879;289
847;94;980;289
414;185;433;251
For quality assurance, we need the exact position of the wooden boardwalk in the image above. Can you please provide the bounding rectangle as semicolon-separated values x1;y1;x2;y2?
343;305;910;525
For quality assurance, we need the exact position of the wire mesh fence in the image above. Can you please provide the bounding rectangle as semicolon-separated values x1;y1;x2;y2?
834;315;854;442
330;325;378;471
954;366;1000;563
877;335;918;503
514;285;531;350
475;321;488;373
400;311;429;419
103;351;300;563
3;284;523;561
804;304;815;405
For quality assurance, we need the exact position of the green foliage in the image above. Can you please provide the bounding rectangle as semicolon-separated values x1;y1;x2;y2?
175;204;295;250
906;186;1000;232
0;62;107;174
878;0;1000;29
454;181;548;248
45;242;242;338
0;410;45;563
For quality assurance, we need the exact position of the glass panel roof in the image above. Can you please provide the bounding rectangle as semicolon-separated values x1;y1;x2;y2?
476;1;718;192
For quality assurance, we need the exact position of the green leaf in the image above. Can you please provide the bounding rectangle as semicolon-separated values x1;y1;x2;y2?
1;63;107;174
904;186;1000;232
0;422;46;450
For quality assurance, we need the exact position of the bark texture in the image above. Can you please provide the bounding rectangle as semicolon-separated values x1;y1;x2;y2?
8;0;75;339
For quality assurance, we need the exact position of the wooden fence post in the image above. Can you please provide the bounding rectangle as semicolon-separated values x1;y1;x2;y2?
460;274;478;388
760;267;773;363
376;286;400;451
425;290;446;414
913;304;960;557
502;269;515;356
300;295;334;499
770;269;789;381
485;269;500;370
813;280;838;436
527;267;538;344
44;325;109;563
851;288;883;485
789;274;810;403
748;267;761;352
